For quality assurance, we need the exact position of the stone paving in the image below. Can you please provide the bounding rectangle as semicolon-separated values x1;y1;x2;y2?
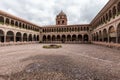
0;44;120;80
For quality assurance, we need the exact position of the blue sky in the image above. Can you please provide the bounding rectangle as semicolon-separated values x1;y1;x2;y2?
0;0;109;26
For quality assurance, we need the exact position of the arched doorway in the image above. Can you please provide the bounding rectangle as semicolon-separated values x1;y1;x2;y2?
61;35;66;43
84;34;89;42
57;35;60;41
117;23;120;43
108;26;116;43
103;29;108;42
52;35;55;41
37;35;39;41
0;29;4;42
96;32;99;41
28;34;32;41
23;33;27;41
78;35;82;41
67;35;71;41
6;31;14;42
99;31;102;41
72;35;77;41
43;35;46;42
16;32;22;42
33;35;37;41
47;35;51;42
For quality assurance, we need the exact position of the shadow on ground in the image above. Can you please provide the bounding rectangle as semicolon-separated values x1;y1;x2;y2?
0;54;119;80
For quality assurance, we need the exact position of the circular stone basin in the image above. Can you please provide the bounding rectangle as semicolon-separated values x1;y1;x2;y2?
43;44;62;49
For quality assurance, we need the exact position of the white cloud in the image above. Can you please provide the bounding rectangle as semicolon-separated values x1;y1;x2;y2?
0;0;109;26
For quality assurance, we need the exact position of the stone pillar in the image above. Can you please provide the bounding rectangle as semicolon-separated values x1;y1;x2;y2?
14;36;16;42
102;33;104;42
116;32;118;43
21;34;23;42
82;34;84;43
4;35;6;42
108;35;110;43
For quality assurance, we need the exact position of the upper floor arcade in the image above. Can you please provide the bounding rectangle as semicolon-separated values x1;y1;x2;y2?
0;10;40;32
42;24;90;33
91;0;120;30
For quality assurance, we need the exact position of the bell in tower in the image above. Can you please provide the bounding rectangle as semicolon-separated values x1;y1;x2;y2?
56;11;67;25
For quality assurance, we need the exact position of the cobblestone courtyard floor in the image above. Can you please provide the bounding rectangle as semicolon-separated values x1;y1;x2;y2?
0;44;120;80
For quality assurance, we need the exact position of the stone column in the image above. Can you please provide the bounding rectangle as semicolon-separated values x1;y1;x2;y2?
108;35;110;43
116;32;118;43
82;34;84;43
4;35;6;42
14;36;16;42
21;34;23;42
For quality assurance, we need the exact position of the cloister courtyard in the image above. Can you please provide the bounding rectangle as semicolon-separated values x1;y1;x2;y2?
0;44;120;80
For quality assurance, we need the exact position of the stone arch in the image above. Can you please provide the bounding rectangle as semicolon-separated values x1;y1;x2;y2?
15;21;18;27
6;31;14;42
23;33;27;41
16;32;22;42
106;13;108;21
81;27;83;31
78;34;82;41
67;35;71;41
61;35;66;43
78;27;80;32
112;6;117;17
84;27;86;31
99;31;102;41
117;23;120;43
103;16;106;23
84;34;89;42
37;35;39;41
0;29;4;42
72;28;74;32
57;35;60;41
109;10;112;20
0;16;4;24
6;18;10;24
117;2;120;14
72;35;77;41
28;34;32;41
25;25;27;29
103;29;108;42
43;35;46;41
11;20;14;26
33;35;37;41
108;26;116;43
22;24;25;28
96;32;99;41
19;22;22;28
87;27;89;31
75;27;77;32
47;35;51;41
52;35;56;41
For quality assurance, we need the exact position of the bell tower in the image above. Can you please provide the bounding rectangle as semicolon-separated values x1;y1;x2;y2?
56;11;67;25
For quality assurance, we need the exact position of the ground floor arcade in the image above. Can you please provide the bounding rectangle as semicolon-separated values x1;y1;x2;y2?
0;29;39;43
42;34;89;43
92;23;120;44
